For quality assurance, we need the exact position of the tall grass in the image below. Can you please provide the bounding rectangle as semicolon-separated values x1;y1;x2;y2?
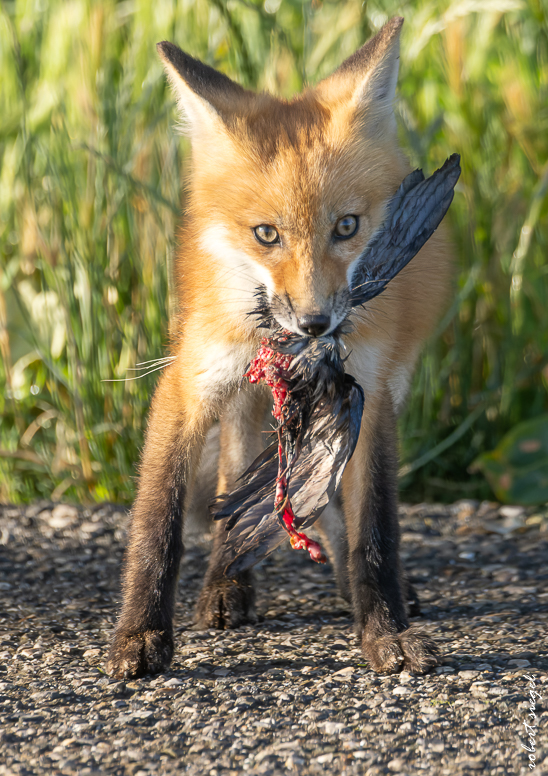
0;0;547;504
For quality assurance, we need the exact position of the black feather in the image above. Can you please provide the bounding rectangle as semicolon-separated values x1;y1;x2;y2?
212;155;461;574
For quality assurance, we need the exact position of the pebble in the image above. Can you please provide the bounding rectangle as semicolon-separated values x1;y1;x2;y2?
0;500;546;776
458;670;480;680
319;721;346;735
315;752;334;764
499;505;525;520
286;753;305;768
46;504;79;529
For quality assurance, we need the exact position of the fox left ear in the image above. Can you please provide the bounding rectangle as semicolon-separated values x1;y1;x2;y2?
319;17;403;133
156;41;251;140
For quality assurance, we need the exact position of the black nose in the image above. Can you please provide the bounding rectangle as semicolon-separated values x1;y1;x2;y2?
297;314;330;337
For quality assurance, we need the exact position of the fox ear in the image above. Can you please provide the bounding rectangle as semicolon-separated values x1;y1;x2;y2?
319;17;404;133
156;42;249;137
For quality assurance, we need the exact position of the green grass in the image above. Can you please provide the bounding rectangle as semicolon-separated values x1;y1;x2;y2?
1;0;547;504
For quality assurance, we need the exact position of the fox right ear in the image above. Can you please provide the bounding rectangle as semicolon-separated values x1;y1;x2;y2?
319;17;404;135
157;42;250;137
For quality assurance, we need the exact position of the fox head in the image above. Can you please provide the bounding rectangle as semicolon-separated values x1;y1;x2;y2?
158;18;412;339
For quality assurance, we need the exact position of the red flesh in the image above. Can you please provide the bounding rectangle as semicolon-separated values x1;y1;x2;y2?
244;338;327;564
244;340;292;422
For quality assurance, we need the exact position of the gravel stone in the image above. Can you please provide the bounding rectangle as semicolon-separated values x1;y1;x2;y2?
387;757;406;771
458;670;480;680
0;500;547;775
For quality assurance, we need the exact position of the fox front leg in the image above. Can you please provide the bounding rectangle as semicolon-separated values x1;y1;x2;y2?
105;351;231;680
342;390;438;674
105;362;204;679
195;384;270;629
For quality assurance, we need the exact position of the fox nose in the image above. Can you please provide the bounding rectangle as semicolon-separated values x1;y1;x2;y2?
297;314;330;337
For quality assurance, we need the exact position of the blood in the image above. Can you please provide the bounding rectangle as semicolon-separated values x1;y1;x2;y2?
244;338;327;565
244;339;292;422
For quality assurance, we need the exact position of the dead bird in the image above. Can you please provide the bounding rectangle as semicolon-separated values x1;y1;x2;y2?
213;154;461;574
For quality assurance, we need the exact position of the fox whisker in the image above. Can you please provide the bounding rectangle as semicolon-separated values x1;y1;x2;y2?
103;359;176;383
131;357;177;369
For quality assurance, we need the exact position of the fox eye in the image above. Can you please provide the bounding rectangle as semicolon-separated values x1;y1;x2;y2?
334;215;359;239
253;224;280;246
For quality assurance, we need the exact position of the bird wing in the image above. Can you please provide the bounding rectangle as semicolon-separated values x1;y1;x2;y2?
350;153;461;306
214;377;364;575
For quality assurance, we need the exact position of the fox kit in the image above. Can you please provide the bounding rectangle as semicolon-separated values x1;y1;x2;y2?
106;17;452;679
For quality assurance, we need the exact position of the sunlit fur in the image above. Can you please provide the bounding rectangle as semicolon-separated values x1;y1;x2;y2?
106;18;453;680
162;20;451;415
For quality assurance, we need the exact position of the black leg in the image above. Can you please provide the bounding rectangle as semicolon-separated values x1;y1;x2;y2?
342;392;437;674
106;366;205;679
194;386;268;630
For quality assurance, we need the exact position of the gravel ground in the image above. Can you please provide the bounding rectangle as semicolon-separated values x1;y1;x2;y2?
0;499;547;776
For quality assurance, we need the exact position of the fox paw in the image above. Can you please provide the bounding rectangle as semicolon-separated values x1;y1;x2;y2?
362;628;438;675
106;630;173;680
195;575;256;630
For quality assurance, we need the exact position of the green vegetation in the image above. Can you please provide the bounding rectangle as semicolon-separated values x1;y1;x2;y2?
473;414;548;504
1;0;547;504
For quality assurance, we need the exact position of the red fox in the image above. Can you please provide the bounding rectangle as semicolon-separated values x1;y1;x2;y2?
106;17;452;679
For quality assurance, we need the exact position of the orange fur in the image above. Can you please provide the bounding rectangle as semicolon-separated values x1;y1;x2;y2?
159;19;451;421
106;18;453;680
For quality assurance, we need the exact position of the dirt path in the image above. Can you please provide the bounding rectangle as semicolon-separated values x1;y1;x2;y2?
0;501;546;775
